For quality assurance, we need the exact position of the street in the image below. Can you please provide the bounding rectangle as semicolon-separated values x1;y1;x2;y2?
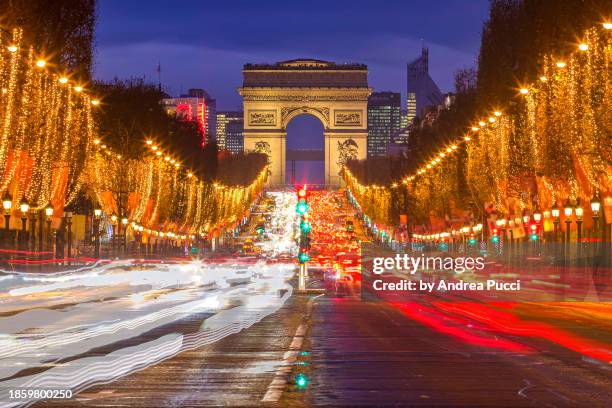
0;190;611;407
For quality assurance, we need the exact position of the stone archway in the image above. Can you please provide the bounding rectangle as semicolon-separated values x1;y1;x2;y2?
239;59;371;186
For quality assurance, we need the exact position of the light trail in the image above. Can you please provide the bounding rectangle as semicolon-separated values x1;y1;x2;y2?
0;192;300;406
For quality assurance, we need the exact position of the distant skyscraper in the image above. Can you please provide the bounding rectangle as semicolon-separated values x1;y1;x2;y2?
406;47;443;123
216;111;243;153
216;111;241;149
162;88;216;146
367;92;401;157
225;116;244;154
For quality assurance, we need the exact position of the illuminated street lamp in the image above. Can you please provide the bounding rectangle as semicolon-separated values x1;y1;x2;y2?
2;192;12;231
575;202;584;243
111;214;118;255
19;197;29;247
121;217;128;255
533;210;542;223
45;204;54;251
590;193;601;241
93;208;102;258
564;200;573;243
552;202;560;241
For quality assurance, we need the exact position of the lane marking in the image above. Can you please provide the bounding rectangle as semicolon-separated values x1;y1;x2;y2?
261;294;322;403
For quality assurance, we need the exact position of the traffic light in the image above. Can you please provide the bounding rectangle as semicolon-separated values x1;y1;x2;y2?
298;249;310;263
300;220;311;233
491;228;500;243
296;201;308;215
295;373;308;388
297;186;307;200
296;185;311;265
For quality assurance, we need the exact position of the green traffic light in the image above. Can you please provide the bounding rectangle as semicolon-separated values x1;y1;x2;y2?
300;221;311;233
530;233;539;241
298;252;310;263
491;235;500;243
296;202;308;214
468;238;477;245
295;373;308;388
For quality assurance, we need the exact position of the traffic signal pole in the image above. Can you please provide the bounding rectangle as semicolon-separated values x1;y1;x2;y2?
296;186;310;292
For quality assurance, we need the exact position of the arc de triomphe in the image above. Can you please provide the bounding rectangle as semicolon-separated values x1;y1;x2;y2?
239;59;371;186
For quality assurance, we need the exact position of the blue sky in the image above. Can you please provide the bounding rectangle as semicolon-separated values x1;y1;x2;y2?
94;0;490;110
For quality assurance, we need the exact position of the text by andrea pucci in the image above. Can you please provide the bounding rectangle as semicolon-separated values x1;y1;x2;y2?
366;253;521;294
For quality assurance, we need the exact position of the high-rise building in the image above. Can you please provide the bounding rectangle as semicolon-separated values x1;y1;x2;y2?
406;47;443;123
225;117;244;154
367;92;401;157
216;111;241;149
162;88;216;146
216;111;243;153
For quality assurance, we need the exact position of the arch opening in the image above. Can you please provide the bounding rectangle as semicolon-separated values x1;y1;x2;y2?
285;114;325;186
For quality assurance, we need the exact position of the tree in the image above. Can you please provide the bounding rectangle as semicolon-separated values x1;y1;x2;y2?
0;0;96;80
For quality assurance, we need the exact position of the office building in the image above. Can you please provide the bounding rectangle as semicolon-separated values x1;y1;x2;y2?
216;111;243;150
162;88;216;146
367;92;401;157
406;47;443;123
225;116;244;154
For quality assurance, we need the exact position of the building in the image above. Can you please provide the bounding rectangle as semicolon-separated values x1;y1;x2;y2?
162;88;216;146
216;111;243;150
367;92;401;157
394;109;410;144
406;47;443;123
225;116;244;154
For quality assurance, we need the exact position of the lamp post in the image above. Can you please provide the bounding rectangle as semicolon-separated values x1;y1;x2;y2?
111;214;117;256
93;208;101;258
564;200;573;243
65;211;73;262
45;204;53;251
590;194;601;241
2;192;12;247
121;217;128;256
508;218;515;247
19;197;29;248
552;203;560;242
2;192;11;231
575;203;583;243
29;211;37;251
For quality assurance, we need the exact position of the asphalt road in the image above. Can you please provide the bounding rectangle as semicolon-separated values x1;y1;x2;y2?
302;296;612;407
37;293;308;408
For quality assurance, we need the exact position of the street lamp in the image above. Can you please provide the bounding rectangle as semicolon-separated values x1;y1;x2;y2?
575;203;583;243
533;210;542;223
590;193;601;242
2;192;11;231
45;204;53;251
65;211;73;261
93;208;102;258
121;217;128;255
552;202;560;241
111;214;118;256
19;197;29;247
564;199;573;243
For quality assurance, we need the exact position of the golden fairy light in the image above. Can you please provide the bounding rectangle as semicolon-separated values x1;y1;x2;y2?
342;24;610;229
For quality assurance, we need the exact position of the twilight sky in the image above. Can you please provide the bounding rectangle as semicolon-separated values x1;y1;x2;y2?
94;0;490;111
